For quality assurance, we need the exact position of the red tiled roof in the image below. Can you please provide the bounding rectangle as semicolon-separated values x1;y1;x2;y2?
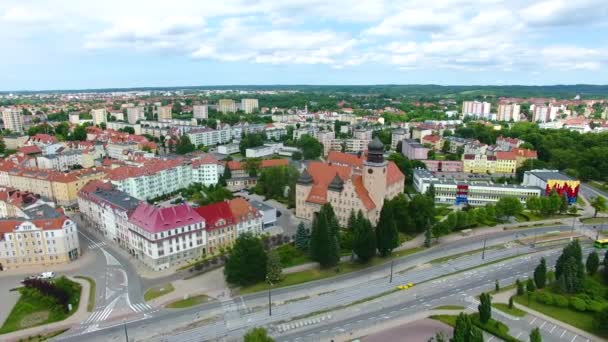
29;134;58;144
327;151;363;168
18;145;42;155
463;154;475;160
352;175;375;210
421;135;441;143
107;159;185;181
228;198;261;223
0;217;68;234
129;203;203;234
305;161;352;205
513;148;538;159
194;202;236;231
386;162;404;185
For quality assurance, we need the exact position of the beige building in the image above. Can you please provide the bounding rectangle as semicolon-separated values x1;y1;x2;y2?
193;105;208;119
158;105;173;121
218;99;237;113
2;108;24;133
0;205;80;271
0;161;107;206
240;99;259;114
296;139;404;226
2;134;29;150
90;108;107;126
127;106;145;124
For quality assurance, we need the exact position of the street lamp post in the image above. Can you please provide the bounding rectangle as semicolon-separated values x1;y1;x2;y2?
123;321;129;342
389;260;394;283
266;277;273;316
481;239;487;260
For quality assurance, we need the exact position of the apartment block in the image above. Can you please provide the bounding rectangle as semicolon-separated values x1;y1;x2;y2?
2;108;24;132
240;99;259;114
496;103;520;122
461;101;491;118
90;108;107;126
158;105;173;121
218;99;237;113
193;105;208;119
402;139;429;160
127;106;145;124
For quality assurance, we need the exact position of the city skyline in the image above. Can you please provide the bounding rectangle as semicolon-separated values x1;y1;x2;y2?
2;0;608;90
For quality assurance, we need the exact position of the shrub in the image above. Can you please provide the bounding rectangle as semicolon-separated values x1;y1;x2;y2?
536;292;554;305
569;297;587;312
586;300;604;313
553;294;569;307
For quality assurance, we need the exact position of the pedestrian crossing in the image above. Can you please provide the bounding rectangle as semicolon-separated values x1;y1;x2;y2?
130;302;153;313
88;241;106;249
84;306;114;324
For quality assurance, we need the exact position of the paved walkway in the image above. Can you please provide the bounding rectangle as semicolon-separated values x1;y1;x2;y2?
0;276;91;342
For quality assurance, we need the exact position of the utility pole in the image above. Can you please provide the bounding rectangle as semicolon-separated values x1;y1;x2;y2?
389;260;394;283
268;287;272;316
123;321;129;342
481;239;487;260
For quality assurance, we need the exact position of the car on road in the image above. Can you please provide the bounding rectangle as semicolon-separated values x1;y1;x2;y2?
37;272;56;280
396;282;414;290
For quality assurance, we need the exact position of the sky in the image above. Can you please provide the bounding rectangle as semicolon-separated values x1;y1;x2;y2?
1;0;608;90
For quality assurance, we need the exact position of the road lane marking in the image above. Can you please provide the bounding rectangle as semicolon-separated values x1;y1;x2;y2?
550;325;556;333
560;330;566;338
530;317;537;324
571;335;577;342
540;321;546;329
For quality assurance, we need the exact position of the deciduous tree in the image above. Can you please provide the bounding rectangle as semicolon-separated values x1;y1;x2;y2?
224;233;267;286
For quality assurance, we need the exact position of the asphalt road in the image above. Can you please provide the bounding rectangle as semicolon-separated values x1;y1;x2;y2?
54;224;592;342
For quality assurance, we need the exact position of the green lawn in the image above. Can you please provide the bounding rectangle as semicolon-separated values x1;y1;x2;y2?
144;283;175;302
0;277;81;334
515;211;570;223
74;276;96;312
492;303;526;317
432;305;465;310
240;247;425;294
513;294;604;338
165;295;209;309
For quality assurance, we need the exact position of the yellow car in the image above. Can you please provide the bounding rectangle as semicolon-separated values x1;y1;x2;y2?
396;284;411;290
407;282;414;288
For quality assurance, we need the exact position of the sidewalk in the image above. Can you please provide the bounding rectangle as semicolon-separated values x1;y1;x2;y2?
0;247;96;279
0;276;91;342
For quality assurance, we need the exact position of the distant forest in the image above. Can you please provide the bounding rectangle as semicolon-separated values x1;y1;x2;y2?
4;84;608;99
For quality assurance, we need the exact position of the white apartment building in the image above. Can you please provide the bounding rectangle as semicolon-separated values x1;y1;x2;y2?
91;108;107;126
240;99;259;114
191;155;223;186
265;127;287;141
497;103;521;122
36;150;83;172
246;145;276;158
193;105;208;119
353;128;373;140
187;126;232;147
231;123;265;139
69;113;80;124
462;101;491;118
106;122;142;135
2;108;24;132
391;129;408;150
0;205;80;271
127;106;145;124
218;144;240;155
531;105;559;122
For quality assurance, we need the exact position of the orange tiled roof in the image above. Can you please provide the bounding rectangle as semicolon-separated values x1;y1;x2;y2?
496;151;517;160
228;197;261;222
327;151;363;168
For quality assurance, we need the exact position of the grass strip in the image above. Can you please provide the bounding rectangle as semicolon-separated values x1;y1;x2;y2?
74;276;96;312
144;283;175;302
492;303;526;317
165;295;209;309
432;305;465;310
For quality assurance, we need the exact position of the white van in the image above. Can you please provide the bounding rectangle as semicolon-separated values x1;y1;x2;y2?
38;272;56;280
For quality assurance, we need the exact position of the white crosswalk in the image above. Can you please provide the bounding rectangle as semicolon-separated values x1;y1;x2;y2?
88;241;106;249
130;302;153;313
84;306;113;324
